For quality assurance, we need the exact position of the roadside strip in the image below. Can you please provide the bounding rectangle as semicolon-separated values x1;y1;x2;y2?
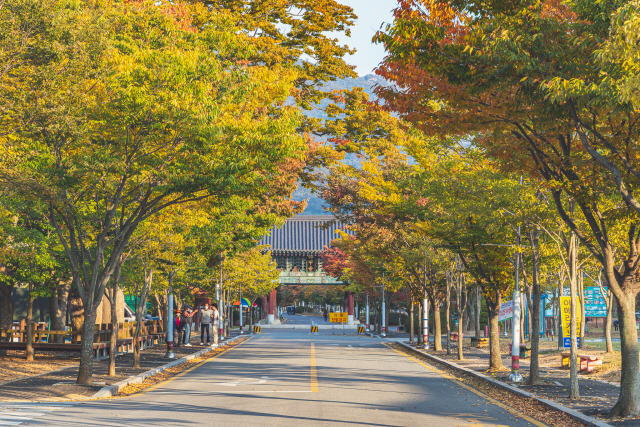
386;344;548;427
92;336;248;399
393;341;612;427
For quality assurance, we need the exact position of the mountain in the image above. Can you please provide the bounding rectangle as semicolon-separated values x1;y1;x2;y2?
294;74;387;215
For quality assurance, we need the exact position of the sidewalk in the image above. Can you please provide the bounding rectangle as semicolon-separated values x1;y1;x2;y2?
402;341;633;426
0;332;237;402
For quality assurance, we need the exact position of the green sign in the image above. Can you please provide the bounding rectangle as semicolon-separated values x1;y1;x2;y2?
584;286;607;318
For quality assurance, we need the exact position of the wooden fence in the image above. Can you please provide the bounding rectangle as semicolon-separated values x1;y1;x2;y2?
0;319;165;345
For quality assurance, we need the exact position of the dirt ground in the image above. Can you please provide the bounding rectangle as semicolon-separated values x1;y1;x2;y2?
450;336;623;383
0;351;78;385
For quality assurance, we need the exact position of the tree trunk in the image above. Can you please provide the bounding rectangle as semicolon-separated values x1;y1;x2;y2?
69;289;84;344
77;309;98;384
409;301;414;343
446;282;451;355
486;295;504;371
25;283;34;362
49;280;71;344
523;293;529;343
133;320;142;369
525;229;542;385
134;265;153;369
609;296;640;417
0;282;14;355
558;271;565;348
108;264;122;377
569;231;580;400
476;286;481;337
457;290;467;360
604;289;613;353
433;303;442;351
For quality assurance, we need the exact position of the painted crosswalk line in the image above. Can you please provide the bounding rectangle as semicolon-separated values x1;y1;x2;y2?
0;403;78;426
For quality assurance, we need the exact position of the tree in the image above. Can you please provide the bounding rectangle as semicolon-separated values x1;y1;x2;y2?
223;247;280;324
0;0;306;384
374;0;640;415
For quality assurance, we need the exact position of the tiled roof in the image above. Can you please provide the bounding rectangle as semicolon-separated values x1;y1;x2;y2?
258;215;350;254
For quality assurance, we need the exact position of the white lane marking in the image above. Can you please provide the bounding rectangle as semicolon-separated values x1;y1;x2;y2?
0;402;79;426
0;413;46;417
216;378;269;387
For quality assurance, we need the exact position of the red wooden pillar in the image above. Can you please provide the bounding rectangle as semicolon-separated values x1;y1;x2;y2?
260;296;268;319
347;292;354;316
270;289;277;315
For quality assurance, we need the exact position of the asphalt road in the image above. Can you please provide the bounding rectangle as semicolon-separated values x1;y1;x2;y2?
0;330;548;427
283;313;325;324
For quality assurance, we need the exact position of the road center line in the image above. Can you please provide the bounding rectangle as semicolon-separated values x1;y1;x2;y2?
310;343;318;392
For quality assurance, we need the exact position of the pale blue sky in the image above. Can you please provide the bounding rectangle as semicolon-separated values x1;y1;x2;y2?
334;0;397;76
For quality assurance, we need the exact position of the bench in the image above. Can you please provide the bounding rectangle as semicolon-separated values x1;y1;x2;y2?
560;352;604;372
471;337;489;348
451;332;463;342
509;343;531;359
0;332;167;360
579;355;603;373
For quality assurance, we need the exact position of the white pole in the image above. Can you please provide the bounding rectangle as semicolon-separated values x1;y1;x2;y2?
423;295;429;349
165;273;175;359
366;295;370;330
381;273;386;337
510;244;523;382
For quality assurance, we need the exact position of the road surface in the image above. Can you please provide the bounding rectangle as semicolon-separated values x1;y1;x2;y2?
0;330;548;427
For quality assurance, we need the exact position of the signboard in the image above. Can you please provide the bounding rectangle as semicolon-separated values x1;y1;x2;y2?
585;286;608;318
560;296;581;348
329;312;348;323
279;272;343;285
498;300;513;321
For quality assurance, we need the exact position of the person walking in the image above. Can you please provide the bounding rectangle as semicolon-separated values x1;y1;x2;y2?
200;303;214;345
614;319;619;331
323;308;328;322
183;306;196;346
174;309;184;349
212;304;220;345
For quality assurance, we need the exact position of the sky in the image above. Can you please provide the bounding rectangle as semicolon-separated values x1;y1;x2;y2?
334;0;397;76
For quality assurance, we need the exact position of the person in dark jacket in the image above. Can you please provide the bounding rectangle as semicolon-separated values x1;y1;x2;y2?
174;309;184;348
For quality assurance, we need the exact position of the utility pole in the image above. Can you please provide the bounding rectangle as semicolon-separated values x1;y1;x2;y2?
510;214;523;382
366;294;370;331
165;269;176;359
239;283;243;334
381;271;386;337
219;259;225;341
423;261;429;349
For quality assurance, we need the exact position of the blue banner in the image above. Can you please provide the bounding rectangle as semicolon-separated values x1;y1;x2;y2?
563;337;580;348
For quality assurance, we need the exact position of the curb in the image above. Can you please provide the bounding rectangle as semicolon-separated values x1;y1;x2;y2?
92;336;244;399
396;341;613;427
